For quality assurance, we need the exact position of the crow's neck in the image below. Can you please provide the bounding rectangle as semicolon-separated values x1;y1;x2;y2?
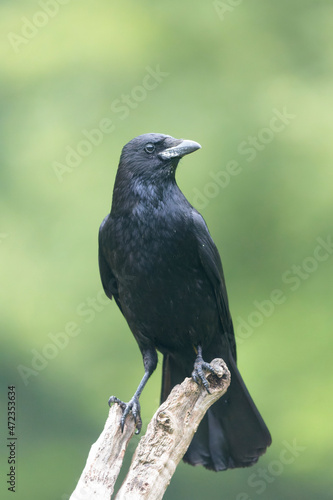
111;175;185;215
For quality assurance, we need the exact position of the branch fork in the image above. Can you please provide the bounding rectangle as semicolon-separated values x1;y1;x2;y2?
70;358;230;500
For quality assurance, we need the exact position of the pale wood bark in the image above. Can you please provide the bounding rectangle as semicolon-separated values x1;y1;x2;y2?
70;404;136;500
70;358;230;500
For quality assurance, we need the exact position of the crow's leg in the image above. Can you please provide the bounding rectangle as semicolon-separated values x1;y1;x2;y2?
191;345;219;394
109;347;157;434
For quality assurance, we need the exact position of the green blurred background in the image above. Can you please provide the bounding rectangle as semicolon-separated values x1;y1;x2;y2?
1;0;332;498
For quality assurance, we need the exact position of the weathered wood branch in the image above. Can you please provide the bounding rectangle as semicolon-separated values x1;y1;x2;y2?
70;358;230;500
70;404;136;500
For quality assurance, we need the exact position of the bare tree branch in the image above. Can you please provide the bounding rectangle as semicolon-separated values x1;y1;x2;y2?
70;405;135;500
70;358;230;500
115;358;230;500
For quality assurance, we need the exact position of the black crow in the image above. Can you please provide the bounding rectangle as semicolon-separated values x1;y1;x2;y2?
98;133;271;470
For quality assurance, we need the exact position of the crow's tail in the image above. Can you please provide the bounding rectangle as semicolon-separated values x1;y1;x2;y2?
161;353;271;471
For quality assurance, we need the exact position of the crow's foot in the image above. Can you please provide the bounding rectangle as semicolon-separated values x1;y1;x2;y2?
108;395;142;434
191;349;218;394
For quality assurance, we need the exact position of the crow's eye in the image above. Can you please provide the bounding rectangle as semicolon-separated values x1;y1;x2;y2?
144;143;155;154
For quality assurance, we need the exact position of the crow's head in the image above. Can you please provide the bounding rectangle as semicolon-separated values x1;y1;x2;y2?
118;133;201;182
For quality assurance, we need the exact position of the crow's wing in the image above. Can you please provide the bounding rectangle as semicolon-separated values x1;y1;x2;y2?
191;210;236;360
98;216;123;313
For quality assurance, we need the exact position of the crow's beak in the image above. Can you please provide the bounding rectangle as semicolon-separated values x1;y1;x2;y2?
158;139;201;160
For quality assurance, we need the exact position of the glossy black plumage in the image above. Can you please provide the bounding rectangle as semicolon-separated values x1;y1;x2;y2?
98;133;271;470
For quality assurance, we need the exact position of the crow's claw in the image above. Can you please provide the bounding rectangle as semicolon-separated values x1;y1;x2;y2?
108;395;142;434
108;396;126;410
192;349;218;394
